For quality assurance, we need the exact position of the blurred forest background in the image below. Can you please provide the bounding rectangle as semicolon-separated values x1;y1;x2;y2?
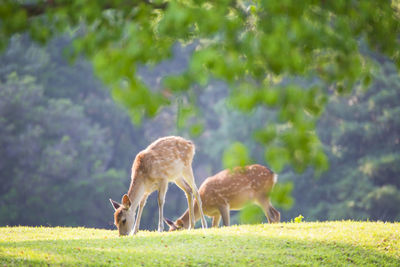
1;36;399;229
1;1;399;229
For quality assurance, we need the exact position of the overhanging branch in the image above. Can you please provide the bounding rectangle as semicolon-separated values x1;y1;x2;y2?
19;0;168;18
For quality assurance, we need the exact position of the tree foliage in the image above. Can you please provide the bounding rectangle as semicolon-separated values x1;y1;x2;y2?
284;59;400;222
0;37;147;227
1;0;399;171
0;34;399;228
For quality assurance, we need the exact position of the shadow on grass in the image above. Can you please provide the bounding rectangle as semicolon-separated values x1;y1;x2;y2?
0;230;398;266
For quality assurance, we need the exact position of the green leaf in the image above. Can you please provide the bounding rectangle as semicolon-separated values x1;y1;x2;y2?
265;146;289;173
261;88;279;107
270;182;294;210
163;74;191;92
294;214;304;223
313;150;329;176
253;125;277;145
223;142;252;169
189;123;204;137
177;103;197;129
239;204;265;224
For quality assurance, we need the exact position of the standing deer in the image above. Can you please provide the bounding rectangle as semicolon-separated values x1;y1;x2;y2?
109;136;207;236
165;164;280;230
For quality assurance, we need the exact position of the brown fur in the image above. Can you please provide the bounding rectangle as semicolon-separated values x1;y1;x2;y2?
114;208;124;225
110;136;207;235
166;164;280;231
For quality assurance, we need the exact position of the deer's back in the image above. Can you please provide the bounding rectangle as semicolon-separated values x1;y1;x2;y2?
132;136;195;183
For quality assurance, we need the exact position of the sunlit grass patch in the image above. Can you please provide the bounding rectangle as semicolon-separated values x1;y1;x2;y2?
0;221;399;266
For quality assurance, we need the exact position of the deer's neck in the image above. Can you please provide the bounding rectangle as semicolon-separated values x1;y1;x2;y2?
127;176;145;212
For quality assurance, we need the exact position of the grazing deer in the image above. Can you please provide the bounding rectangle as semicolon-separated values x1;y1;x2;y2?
165;164;280;230
109;136;207;236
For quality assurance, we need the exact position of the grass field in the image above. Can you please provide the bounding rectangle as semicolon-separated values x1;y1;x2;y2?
0;221;399;266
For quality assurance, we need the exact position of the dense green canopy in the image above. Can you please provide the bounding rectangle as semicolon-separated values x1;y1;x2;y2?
2;0;399;172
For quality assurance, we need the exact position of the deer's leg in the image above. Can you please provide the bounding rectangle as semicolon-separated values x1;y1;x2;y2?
218;205;230;227
212;214;221;227
175;178;195;229
183;167;208;229
157;181;168;232
133;194;148;234
256;195;280;223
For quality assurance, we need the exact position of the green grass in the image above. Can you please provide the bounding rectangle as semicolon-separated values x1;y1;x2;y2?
1;221;399;266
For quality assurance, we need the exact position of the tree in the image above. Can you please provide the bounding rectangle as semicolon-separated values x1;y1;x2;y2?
1;1;399;172
0;73;111;225
0;37;150;228
284;59;400;222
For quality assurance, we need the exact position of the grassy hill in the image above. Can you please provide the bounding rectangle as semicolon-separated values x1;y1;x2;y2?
1;221;399;266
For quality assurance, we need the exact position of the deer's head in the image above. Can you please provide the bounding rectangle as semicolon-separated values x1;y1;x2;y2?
164;218;185;231
109;194;135;236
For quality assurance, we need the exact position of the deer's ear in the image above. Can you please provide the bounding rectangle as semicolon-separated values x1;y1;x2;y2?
109;198;121;211
164;218;178;231
122;194;131;208
164;218;175;227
